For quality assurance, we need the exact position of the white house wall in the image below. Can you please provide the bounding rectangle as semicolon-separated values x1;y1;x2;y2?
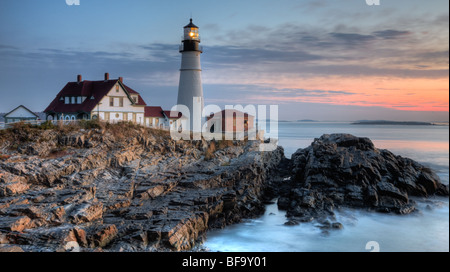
93;83;145;125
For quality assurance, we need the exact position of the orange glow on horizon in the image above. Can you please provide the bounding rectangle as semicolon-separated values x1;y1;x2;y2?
207;74;449;112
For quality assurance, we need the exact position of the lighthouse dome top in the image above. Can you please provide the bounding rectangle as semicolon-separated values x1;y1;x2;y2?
184;18;199;29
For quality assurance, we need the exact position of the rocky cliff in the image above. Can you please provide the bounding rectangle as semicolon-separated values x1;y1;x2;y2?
0;122;283;252
0;124;447;252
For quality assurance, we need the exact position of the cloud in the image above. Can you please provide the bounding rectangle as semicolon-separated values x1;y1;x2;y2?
0;44;19;50
329;32;377;45
203;45;323;66
372;29;411;39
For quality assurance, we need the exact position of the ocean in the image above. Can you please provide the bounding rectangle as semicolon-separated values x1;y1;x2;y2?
203;122;449;252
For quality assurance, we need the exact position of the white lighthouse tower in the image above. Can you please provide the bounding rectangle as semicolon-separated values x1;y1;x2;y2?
177;18;204;132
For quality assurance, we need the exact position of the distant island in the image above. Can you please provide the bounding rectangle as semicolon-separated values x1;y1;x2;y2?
277;119;319;122
352;120;436;126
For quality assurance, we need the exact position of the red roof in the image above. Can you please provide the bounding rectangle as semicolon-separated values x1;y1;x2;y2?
144;106;165;118
163;110;182;119
44;78;147;113
123;84;147;106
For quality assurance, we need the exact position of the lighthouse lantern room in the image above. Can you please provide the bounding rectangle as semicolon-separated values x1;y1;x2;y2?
180;19;202;52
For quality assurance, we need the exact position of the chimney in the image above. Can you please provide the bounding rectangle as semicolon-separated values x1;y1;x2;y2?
77;74;82;83
104;73;109;81
118;77;123;83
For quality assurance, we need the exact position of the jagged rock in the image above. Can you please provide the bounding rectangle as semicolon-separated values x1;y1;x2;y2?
0;245;25;252
69;202;103;224
6;216;33;232
58;133;85;147
90;225;118;248
64;227;88;248
284;134;449;221
164;212;209;251
0;173;29;197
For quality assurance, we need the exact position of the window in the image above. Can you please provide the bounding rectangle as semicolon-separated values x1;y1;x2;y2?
119;97;123;107
77;97;82;104
71;97;75;104
65;97;70;104
116;85;119;93
115;113;119;118
132;96;138;103
110;97;114;107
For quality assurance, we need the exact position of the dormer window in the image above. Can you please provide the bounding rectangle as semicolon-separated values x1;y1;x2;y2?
132;96;138;103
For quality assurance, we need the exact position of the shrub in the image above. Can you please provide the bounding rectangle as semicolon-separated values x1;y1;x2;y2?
39;121;57;130
204;141;216;161
217;140;234;150
78;119;104;130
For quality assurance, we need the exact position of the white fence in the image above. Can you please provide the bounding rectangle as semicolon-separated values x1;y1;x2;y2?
0;119;58;129
0;119;170;131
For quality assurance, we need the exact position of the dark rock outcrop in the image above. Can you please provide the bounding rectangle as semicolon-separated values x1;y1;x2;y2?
278;134;449;224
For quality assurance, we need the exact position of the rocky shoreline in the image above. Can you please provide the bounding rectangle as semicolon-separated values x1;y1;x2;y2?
272;134;448;228
0;123;448;252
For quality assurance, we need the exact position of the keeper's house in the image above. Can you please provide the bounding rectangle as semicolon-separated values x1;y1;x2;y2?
45;74;147;124
44;73;180;128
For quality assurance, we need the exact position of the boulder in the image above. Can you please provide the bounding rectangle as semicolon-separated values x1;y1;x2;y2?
285;134;449;222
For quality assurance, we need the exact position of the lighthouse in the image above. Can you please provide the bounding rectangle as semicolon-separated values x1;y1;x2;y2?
177;18;204;132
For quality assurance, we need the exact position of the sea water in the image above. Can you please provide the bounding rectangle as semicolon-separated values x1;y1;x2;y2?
204;122;449;252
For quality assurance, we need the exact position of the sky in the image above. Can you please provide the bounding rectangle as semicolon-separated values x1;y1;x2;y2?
0;0;448;121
